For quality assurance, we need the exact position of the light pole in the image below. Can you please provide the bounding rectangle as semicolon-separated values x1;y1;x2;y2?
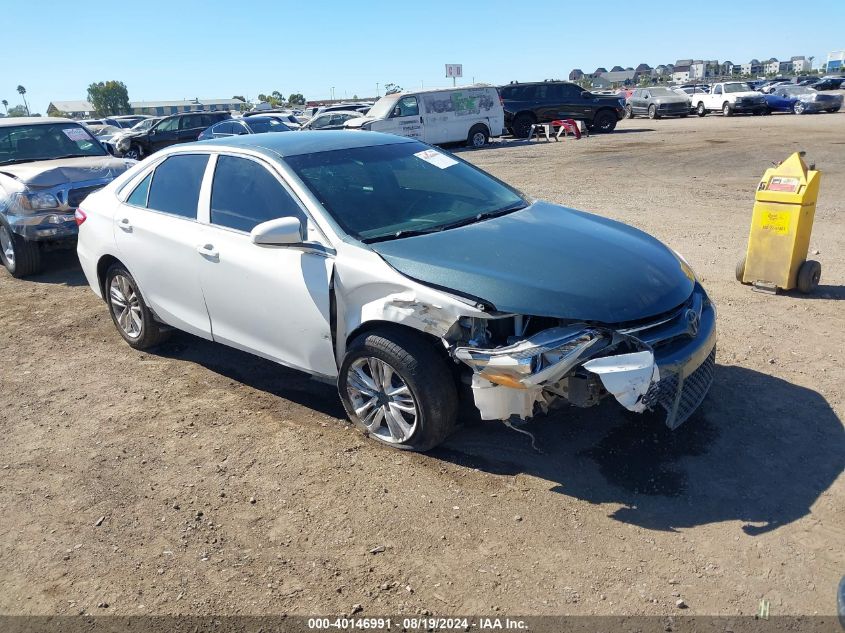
331;86;335;101
376;83;380;97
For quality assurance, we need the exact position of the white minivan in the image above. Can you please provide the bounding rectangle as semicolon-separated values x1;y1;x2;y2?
344;86;504;147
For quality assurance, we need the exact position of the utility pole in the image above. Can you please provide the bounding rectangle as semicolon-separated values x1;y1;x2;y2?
376;83;380;97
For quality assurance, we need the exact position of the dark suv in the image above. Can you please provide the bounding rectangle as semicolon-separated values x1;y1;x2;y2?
114;111;231;160
498;81;626;136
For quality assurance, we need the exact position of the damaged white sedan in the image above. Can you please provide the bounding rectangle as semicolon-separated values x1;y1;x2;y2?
77;131;716;451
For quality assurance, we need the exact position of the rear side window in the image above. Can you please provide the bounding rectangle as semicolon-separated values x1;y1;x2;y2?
127;173;152;207
210;155;304;233
146;154;208;219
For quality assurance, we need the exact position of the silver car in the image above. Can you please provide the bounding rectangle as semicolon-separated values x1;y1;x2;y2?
626;87;691;119
0;117;134;277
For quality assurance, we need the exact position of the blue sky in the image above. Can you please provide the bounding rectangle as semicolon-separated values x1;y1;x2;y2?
3;0;843;114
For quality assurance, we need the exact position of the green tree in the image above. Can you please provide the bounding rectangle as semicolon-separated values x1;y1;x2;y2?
384;83;402;95
87;80;131;116
1;99;7;114
49;109;69;118
232;95;246;102
287;93;306;105
7;105;28;117
16;85;29;115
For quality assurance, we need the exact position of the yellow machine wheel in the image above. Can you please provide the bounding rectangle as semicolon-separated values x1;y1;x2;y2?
796;260;821;294
735;256;747;283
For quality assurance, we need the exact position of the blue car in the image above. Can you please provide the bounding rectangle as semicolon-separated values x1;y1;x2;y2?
197;116;292;140
763;85;843;114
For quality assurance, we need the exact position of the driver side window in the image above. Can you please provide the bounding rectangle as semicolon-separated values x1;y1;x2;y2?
714;86;723;95
210;155;306;233
391;96;419;118
157;117;179;132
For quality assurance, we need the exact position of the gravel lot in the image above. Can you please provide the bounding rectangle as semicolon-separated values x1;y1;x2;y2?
1;109;843;618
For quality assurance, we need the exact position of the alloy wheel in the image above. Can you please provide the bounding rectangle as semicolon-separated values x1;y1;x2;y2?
346;357;418;444
471;131;486;147
109;274;143;339
0;225;15;268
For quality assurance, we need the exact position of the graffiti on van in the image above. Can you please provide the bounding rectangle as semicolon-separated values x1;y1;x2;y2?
423;90;496;116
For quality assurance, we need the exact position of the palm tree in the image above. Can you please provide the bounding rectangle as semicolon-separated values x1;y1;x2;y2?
16;85;29;115
1;99;8;114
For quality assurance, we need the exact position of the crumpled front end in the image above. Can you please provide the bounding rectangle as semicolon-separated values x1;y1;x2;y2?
448;284;717;430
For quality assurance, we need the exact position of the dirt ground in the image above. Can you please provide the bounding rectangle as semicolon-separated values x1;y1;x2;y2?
1;108;843;619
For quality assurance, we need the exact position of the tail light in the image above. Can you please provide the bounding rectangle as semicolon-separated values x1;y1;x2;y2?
74;208;87;226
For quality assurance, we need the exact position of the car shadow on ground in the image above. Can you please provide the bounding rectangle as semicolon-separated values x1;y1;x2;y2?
432;364;844;534
152;332;347;420
782;284;845;300
13;250;87;287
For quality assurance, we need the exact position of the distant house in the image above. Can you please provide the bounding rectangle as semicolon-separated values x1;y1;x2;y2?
610;65;624;72
827;51;845;73
635;63;653;74
598;70;637;86
675;59;693;68
593;67;607;76
721;61;738;76
130;98;247;116
672;66;691;83
569;68;584;81
47;100;95;118
791;56;811;73
741;59;763;76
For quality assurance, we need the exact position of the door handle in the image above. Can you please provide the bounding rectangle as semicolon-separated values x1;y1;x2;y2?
196;243;219;259
118;218;132;232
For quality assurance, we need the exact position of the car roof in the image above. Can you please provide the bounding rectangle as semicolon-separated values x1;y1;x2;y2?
0;116;78;128
193;130;415;158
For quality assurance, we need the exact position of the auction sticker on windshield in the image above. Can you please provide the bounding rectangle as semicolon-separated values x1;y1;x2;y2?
62;127;90;142
414;149;458;169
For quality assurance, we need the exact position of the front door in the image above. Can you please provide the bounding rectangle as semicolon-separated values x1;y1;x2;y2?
379;95;424;140
197;154;337;377
114;153;212;338
147;116;180;152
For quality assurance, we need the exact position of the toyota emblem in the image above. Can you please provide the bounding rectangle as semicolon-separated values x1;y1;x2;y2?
685;309;700;337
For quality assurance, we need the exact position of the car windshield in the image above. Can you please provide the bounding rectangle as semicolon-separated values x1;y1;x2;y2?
0;122;107;165
649;88;677;96
366;95;401;119
246;118;290;133
724;83;753;93
285;141;528;242
784;86;813;95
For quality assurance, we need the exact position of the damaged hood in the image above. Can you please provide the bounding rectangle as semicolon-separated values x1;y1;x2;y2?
368;201;694;324
0;156;134;188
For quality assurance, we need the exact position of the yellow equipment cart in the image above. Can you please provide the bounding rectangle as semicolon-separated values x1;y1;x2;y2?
736;152;822;294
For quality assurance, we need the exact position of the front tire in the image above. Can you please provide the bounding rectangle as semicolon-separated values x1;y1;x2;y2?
625;105;634;119
793;102;806;115
0;221;42;278
339;328;458;451
722;102;733;117
105;264;169;349
648;104;659;119
123;144;143;160
467;123;489;148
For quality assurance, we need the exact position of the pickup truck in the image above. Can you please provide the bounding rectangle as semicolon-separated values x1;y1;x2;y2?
692;82;767;117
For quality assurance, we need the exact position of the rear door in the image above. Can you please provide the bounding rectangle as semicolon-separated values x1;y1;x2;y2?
114;153;212;338
196;153;337;376
178;114;206;143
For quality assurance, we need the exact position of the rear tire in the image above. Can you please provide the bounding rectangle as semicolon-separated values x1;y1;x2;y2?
511;113;535;138
696;103;706;117
625;105;634;119
796;260;821;294
466;123;489;148
592;109;617;132
0;221;42;278
105;264;169;349
339;328;458;451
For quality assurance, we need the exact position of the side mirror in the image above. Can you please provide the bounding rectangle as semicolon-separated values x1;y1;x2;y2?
251;216;303;246
581;91;591;99
392;106;402;117
102;142;115;155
